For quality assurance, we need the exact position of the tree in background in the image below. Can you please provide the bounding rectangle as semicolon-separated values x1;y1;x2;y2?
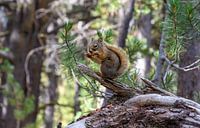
1;0;49;127
0;0;97;127
177;0;200;100
153;0;200;99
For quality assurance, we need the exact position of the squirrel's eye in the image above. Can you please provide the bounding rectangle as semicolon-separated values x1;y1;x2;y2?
93;44;98;48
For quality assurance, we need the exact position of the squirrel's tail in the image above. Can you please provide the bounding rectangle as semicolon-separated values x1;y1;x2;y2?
107;45;129;76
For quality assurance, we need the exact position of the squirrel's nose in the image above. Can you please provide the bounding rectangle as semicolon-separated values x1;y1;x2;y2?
89;49;93;53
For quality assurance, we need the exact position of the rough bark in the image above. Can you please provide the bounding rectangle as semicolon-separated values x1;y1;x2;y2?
85;96;200;128
178;41;200;99
84;95;200;128
67;87;200;128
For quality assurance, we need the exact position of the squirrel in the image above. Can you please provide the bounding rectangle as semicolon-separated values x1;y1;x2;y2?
85;38;129;79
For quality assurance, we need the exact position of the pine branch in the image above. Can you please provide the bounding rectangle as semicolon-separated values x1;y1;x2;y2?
164;57;200;72
141;77;176;97
77;63;140;96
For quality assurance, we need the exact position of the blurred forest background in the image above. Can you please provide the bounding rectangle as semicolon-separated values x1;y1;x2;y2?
0;0;200;128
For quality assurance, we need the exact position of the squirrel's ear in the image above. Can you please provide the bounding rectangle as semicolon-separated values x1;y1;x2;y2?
97;38;103;43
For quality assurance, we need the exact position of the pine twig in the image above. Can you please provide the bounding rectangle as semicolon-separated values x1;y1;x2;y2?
141;77;176;97
164;57;200;72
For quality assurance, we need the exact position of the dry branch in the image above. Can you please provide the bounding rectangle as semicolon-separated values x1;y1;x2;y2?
165;57;200;72
77;63;138;96
153;32;166;86
141;77;176;97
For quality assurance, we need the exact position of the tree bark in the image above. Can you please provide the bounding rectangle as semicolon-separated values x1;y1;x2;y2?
117;0;135;48
44;72;58;128
67;93;200;128
178;41;200;99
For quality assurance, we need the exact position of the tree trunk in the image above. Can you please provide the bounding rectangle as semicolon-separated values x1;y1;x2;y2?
44;72;58;128
117;0;135;48
138;13;152;77
5;1;38;127
3;0;51;127
178;41;200;99
44;36;58;128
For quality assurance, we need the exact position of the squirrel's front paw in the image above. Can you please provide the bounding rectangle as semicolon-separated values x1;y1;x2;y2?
85;53;92;58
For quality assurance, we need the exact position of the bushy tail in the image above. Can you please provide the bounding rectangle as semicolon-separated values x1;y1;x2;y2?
106;45;129;76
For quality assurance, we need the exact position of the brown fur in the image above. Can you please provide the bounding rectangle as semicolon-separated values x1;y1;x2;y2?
86;39;129;79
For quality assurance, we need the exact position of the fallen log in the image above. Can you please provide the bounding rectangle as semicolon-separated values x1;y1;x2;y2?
66;64;200;128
